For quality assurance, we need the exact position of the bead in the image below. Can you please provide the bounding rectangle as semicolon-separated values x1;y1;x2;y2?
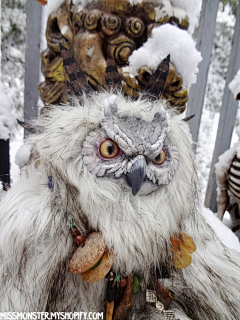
133;276;140;295
171;236;192;269
68;232;106;274
70;227;80;237
116;275;121;282
119;277;128;287
48;176;54;191
106;271;116;282
156;301;164;312
73;235;85;244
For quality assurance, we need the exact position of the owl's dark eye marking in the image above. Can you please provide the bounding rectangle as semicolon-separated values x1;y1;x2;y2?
100;140;120;158
152;150;165;165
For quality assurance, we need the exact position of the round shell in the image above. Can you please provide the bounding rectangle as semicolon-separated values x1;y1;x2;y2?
68;232;106;274
171;236;192;269
179;231;196;253
82;249;114;283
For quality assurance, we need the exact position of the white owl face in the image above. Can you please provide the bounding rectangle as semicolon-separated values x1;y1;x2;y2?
82;95;179;196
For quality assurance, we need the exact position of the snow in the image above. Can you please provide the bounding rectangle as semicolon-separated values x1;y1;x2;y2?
202;207;240;252
15;143;32;168
171;0;202;35
10;133;23;184
173;7;188;23
9;47;24;61
0;84;15;140
229;69;240;100
128;24;202;88
41;0;63;54
154;0;173;22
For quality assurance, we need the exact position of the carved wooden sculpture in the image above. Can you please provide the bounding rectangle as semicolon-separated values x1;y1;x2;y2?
216;81;240;235
39;0;188;114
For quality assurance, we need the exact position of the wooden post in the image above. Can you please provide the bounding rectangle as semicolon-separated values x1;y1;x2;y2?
24;0;43;136
0;140;10;190
0;1;10;191
205;0;240;211
186;0;219;146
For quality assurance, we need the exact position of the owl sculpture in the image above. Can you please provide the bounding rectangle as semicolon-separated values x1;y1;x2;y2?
1;0;240;319
216;70;240;236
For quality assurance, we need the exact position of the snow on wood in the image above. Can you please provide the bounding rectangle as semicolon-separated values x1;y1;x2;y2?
128;24;202;88
170;0;202;34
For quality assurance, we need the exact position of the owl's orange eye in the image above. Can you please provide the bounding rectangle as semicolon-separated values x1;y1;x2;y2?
152;150;165;165
100;140;119;158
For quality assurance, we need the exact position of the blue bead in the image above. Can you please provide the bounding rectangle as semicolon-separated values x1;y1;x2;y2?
48;176;54;191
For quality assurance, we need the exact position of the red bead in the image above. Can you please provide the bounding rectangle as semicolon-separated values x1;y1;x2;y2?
74;235;85;244
119;277;128;287
70;227;80;236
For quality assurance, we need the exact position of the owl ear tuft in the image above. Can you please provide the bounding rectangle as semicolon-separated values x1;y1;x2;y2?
105;53;121;92
60;44;93;98
144;55;170;99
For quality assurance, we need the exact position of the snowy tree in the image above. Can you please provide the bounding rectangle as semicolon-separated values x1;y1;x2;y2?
1;0;27;130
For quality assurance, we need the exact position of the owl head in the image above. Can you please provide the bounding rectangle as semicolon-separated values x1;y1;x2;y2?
82;94;179;196
26;54;195;204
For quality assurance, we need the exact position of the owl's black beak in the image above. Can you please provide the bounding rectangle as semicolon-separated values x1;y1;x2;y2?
125;157;146;196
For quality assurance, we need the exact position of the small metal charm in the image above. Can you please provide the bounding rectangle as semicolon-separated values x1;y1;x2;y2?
140;279;147;291
156;301;164;312
146;289;157;303
163;310;176;320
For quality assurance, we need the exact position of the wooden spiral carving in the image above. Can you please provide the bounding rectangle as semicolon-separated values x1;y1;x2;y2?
101;14;121;36
46;12;69;52
40;0;190;114
72;8;86;28
107;34;135;65
84;10;102;31
124;17;145;38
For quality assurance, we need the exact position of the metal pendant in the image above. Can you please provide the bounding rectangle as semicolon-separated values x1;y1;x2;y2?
163;310;176;320
146;289;157;303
